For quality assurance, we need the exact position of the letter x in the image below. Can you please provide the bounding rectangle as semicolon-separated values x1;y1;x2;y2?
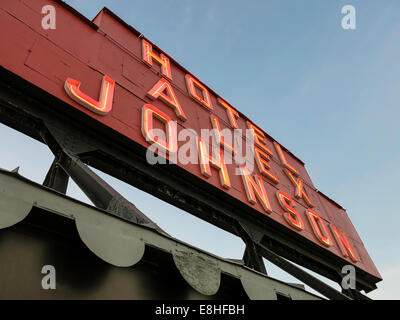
284;169;313;207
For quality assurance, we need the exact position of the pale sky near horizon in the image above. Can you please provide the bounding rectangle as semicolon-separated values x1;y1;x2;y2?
1;0;399;299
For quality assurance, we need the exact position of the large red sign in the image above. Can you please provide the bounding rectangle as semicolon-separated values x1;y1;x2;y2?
0;0;381;281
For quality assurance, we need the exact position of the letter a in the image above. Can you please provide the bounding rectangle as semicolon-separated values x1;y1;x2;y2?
41;265;56;290
42;5;56;30
341;5;356;30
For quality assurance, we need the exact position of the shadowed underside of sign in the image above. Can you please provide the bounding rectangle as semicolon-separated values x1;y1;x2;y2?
0;0;381;294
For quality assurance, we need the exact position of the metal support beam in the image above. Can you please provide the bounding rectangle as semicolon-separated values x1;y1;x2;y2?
43;158;69;194
236;222;354;300
39;127;166;234
258;243;352;300
342;288;371;300
235;222;267;274
243;245;267;275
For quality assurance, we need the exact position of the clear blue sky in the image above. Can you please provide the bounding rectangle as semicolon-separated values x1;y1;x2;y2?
1;0;399;299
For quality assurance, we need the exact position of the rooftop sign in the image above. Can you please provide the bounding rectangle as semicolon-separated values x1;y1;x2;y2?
0;0;381;290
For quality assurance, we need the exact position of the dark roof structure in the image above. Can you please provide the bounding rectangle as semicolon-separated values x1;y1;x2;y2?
0;168;321;299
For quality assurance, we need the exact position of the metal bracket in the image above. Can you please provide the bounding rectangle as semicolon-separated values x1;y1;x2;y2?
235;222;267;274
235;222;353;300
257;242;352;300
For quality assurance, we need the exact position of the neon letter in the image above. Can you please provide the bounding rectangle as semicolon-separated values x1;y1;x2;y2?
254;146;279;184
306;208;332;246
273;142;299;176
239;165;272;214
141;104;177;153
284;169;313;207
218;97;239;128
276;190;304;231
185;74;213;110
329;224;358;262
198;137;231;189
147;78;186;121
247;121;273;154
142;39;172;80
210;115;235;154
64;75;115;115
